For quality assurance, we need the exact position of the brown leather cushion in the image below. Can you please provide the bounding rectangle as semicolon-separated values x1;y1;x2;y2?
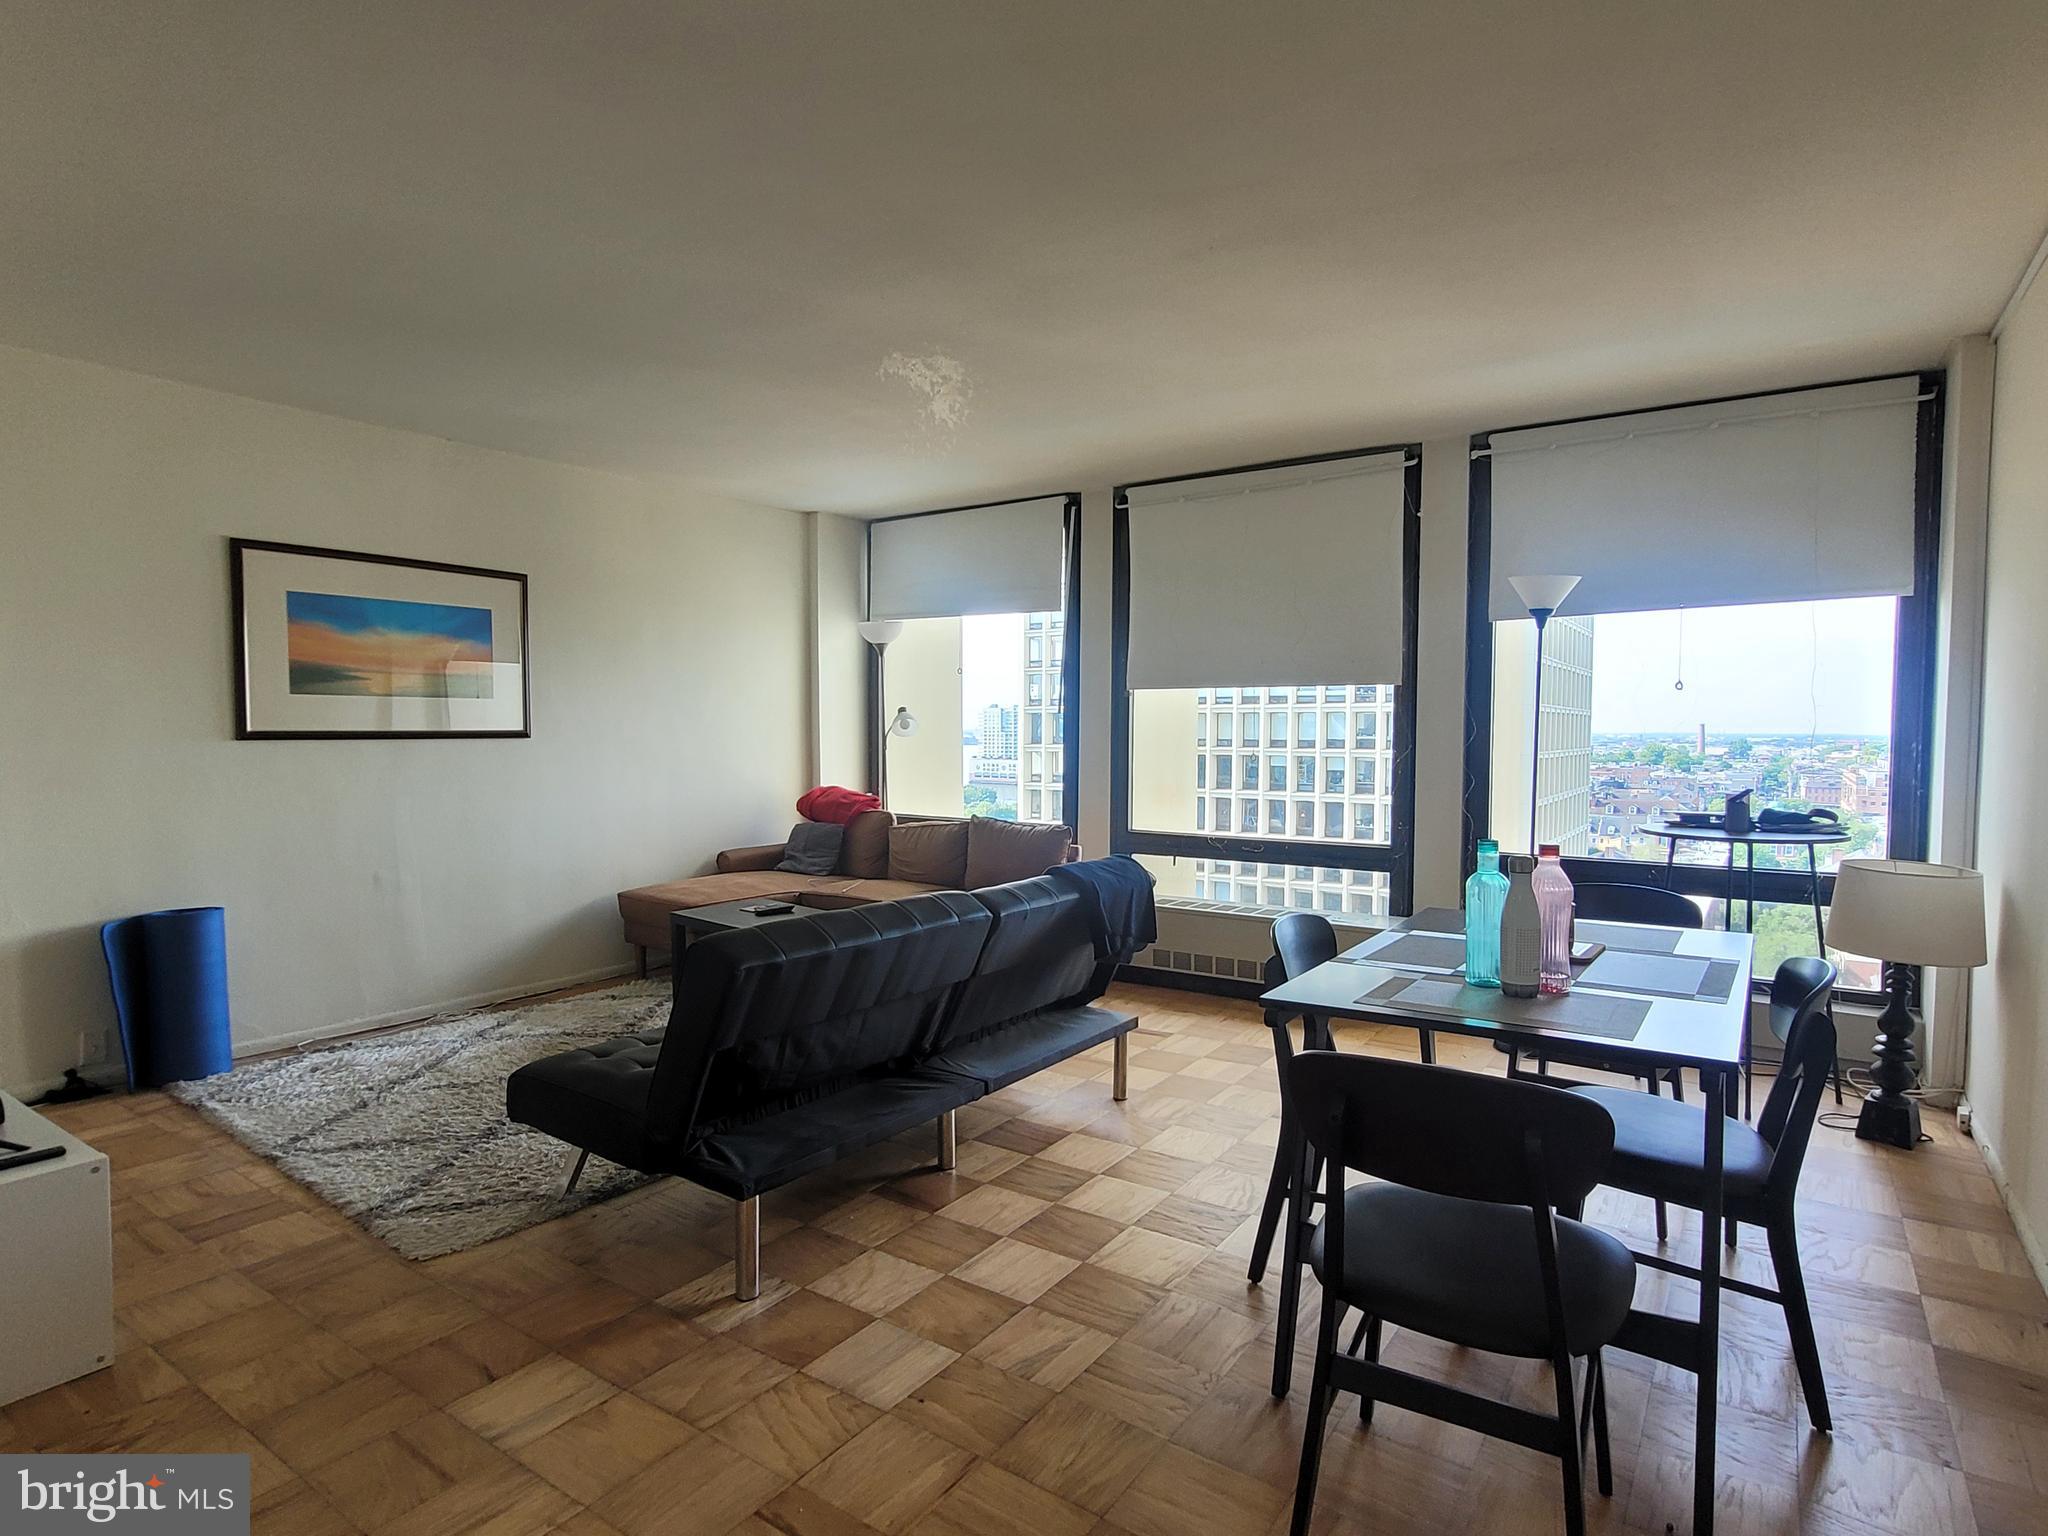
888;820;969;887
618;872;865;946
839;809;896;878
964;818;1072;889
798;878;943;908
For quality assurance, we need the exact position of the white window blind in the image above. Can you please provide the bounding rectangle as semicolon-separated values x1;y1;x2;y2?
1486;377;1922;623
868;497;1067;620
1125;453;1409;689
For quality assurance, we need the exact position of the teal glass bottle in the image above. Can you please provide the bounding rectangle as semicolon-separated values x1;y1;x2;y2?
1464;839;1508;988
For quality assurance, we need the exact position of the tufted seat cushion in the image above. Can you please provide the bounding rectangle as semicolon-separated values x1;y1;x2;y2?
506;1030;666;1173
1309;1183;1637;1359
1569;1085;1775;1207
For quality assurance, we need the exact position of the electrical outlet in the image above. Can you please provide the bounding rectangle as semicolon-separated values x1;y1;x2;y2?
1957;1100;1974;1137
76;1028;106;1066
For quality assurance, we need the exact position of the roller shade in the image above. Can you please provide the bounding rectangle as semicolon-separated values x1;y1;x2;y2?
869;497;1067;620
1126;453;1409;689
1486;377;1922;622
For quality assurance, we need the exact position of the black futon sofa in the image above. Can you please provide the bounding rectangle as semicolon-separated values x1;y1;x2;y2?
508;865;1152;1298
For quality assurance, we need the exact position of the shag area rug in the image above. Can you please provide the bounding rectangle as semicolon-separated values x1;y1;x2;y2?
170;980;668;1260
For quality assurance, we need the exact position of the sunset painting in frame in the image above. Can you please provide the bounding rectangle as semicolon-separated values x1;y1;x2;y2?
232;539;529;738
286;591;495;698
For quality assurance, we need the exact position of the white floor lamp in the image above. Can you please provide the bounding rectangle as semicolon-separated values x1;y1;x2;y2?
857;620;904;803
1508;574;1580;853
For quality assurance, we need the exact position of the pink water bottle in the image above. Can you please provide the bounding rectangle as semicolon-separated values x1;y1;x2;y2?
1534;844;1575;996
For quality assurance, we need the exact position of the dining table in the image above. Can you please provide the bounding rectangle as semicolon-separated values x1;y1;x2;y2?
1260;904;1753;1536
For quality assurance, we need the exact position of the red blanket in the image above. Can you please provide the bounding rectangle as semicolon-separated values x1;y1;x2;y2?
796;785;882;825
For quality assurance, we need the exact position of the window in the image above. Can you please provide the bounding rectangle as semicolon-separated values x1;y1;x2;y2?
1113;449;1420;912
1215;755;1232;789
1487;598;1899;988
1135;854;1392;921
1355;712;1376;748
868;492;1078;831
1196;757;1206;790
1354;757;1376;796
1464;375;1939;998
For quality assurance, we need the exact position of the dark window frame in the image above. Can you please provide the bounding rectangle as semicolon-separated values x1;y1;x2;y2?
1111;445;1422;911
1459;370;1945;1002
865;492;1084;837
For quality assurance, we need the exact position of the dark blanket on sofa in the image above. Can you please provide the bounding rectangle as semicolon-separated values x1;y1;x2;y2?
1048;854;1158;961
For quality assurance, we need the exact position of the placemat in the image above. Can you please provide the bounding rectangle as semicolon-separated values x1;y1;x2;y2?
1573;920;1683;955
1579;951;1742;1003
1358;975;1650;1042
1338;931;1467;972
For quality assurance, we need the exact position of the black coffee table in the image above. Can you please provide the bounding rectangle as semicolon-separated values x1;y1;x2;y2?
671;893;822;944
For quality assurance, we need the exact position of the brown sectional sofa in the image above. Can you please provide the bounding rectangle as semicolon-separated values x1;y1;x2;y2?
617;809;1075;971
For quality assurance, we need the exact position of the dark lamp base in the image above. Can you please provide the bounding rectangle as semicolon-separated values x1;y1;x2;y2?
1855;1090;1921;1149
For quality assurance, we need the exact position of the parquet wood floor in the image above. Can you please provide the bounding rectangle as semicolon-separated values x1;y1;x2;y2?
8;982;2047;1535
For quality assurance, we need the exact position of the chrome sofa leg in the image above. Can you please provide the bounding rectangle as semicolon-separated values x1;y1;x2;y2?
734;1196;761;1301
1113;1030;1130;1102
558;1147;589;1198
937;1110;958;1171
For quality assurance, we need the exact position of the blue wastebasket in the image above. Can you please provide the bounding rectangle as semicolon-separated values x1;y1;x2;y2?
100;906;234;1088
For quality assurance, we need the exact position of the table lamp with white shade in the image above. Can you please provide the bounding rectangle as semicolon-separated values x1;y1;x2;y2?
1508;574;1581;853
1825;858;1987;1150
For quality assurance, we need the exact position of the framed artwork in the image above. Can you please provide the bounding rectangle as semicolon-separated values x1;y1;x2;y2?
230;538;531;739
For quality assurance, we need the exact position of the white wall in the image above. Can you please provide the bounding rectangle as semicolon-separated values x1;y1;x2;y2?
0;346;812;1095
1968;272;2048;1280
805;511;870;791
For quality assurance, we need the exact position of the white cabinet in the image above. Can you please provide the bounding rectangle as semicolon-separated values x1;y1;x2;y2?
1;1092;113;1406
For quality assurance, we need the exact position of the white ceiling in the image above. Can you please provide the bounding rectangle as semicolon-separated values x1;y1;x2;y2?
5;2;2046;515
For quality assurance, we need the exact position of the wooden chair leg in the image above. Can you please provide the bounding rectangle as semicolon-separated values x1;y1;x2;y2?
1356;1315;1381;1425
1592;1352;1614;1497
1288;1292;1343;1536
1768;1213;1833;1432
1271;1139;1314;1398
1248;1121;1295;1283
1551;1349;1587;1536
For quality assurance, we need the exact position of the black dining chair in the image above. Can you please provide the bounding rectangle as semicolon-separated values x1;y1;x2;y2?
1760;955;1843;1116
1565;965;1838;1431
1285;1052;1634;1536
1247;914;1437;1363
1499;881;1704;1239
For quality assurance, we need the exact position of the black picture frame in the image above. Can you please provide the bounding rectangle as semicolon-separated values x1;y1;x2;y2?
230;537;532;740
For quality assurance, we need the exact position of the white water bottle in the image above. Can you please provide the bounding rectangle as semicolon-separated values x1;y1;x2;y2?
1500;853;1542;999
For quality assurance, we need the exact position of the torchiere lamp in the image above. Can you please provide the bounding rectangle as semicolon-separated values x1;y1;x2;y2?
1825;858;1987;1149
857;620;905;804
1508;574;1581;853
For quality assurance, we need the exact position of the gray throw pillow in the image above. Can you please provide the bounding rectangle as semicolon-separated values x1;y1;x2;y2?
777;820;845;875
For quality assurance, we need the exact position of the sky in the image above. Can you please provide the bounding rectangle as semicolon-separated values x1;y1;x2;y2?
1577;596;1896;737
961;612;1027;717
958;596;1898;738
